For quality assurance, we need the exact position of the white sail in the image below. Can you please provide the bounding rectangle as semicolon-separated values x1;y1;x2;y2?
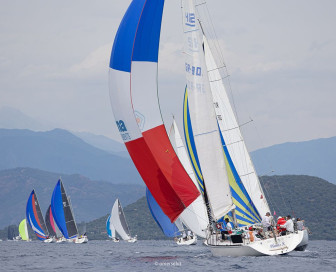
111;199;131;241
203;37;270;217
181;0;234;221
169;119;208;237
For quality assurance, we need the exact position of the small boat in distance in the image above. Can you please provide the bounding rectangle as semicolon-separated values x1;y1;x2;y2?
106;215;119;242
110;199;137;243
51;179;88;244
18;219;30;242
26;190;53;243
45;204;65;243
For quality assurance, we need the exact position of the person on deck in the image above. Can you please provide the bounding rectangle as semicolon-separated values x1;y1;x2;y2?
277;216;287;235
262;212;272;232
280;215;294;234
296;218;305;231
225;218;233;234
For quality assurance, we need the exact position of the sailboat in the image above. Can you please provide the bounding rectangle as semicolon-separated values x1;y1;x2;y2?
26;190;53;243
45;205;65;243
146;187;196;245
51;179;88;244
106;214;119;242
108;0;303;256
18;219;30;241
110;199;137;243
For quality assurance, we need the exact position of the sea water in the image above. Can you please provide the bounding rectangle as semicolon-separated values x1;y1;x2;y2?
0;240;335;272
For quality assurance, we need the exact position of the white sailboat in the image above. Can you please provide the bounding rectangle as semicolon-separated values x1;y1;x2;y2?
108;0;303;256
110;199;137;243
181;0;303;256
106;215;119;242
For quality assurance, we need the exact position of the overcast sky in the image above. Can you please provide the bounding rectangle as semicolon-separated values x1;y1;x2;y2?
0;0;335;151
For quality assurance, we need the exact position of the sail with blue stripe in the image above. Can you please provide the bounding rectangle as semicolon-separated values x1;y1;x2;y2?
146;188;181;237
26;190;49;240
184;88;261;226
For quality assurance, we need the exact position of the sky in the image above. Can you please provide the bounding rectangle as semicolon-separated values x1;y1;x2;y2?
0;0;335;151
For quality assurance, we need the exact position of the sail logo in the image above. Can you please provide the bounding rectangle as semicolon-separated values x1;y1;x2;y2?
185;63;202;76
185;12;195;27
116;120;127;132
134;111;145;131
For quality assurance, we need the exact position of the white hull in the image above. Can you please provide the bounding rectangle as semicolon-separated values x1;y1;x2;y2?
73;236;88;244
209;232;303;257
127;237;137;243
112;238;120;243
295;229;309;251
43;238;55;243
56;237;67;243
176;236;197;246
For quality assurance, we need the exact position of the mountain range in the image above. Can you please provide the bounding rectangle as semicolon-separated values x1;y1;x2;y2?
0;128;141;184
0;167;145;229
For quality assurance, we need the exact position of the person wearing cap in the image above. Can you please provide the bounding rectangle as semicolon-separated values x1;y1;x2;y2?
262;212;272;232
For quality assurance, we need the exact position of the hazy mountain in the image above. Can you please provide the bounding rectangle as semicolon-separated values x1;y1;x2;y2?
0;106;53;131
0;128;141;184
0;168;145;229
72;131;128;157
251;137;336;184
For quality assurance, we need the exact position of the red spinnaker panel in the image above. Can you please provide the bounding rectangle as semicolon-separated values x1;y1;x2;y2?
125;137;185;222
142;125;200;208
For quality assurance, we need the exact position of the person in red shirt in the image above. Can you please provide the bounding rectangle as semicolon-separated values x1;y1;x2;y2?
277;216;287;235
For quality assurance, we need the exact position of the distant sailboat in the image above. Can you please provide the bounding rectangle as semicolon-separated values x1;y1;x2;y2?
106;215;119;242
45;205;65;242
110;199;137;243
26;190;53;243
51;179;88;244
18;219;29;241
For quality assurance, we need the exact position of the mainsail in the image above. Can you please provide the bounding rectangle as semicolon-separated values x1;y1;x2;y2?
146;188;181;237
111;199;132;241
18;219;29;241
181;0;234;221
203;37;270;217
109;0;200;222
26;190;49;240
51;180;78;239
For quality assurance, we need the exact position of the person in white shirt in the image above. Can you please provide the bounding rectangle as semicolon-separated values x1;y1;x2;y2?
280;215;294;233
262;212;272;232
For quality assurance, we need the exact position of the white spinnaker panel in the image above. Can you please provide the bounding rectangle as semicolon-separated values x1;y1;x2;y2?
111;199;131;240
169;120;208;237
203;38;270;217
131;62;162;132
109;69;143;143
175;218;184;232
181;0;234;221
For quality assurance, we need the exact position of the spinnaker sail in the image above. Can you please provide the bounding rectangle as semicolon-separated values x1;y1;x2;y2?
109;0;200;222
18;219;29;241
26;190;49;240
146;187;181;237
51;180;78;239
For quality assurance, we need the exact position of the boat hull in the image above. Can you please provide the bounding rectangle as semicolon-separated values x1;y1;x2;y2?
294;229;309;251
210;232;303;257
176;236;197;246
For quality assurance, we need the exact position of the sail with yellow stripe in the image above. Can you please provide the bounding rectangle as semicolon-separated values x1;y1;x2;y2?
184;88;261;226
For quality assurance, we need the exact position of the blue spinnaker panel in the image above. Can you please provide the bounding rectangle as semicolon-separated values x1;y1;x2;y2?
106;215;112;238
146;188;180;237
51;180;69;238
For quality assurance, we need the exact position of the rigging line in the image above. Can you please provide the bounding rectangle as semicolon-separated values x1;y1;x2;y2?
258;175;282;215
207;65;226;72
273;174;291;212
220;118;254;133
